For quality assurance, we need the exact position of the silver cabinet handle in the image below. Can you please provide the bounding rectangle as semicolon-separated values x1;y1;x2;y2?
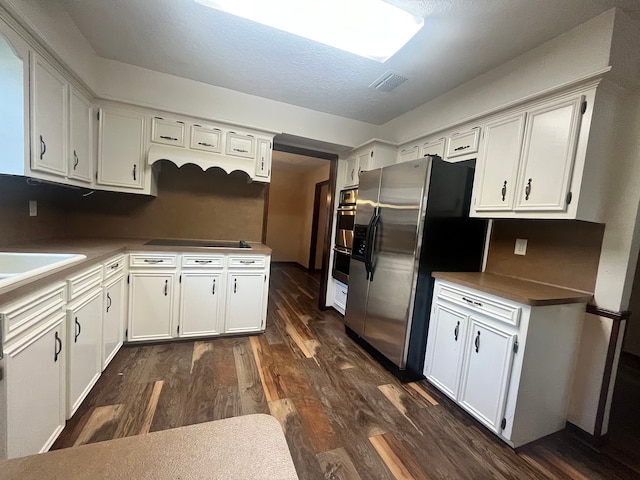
133;164;137;181
239;260;256;264
212;279;216;295
233;148;249;153
233;278;237;293
160;135;178;141
474;331;481;353
195;259;213;264
501;181;507;201
110;263;119;269
73;150;79;170
454;321;459;341
54;331;62;362
454;145;471;151
106;293;112;313
143;259;164;264
164;280;168;296
462;296;483;307
198;142;214;147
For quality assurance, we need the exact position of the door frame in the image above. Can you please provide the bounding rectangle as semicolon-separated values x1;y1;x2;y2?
269;143;338;311
309;180;330;271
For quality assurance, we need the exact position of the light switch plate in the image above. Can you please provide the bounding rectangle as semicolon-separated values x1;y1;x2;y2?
514;238;528;256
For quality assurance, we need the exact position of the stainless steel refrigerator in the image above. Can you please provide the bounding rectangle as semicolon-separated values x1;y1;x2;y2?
344;156;486;379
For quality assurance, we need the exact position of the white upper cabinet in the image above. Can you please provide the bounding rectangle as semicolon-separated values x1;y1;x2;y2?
514;96;583;211
445;127;481;161
68;88;93;183
30;52;67;177
255;138;271;178
190;124;222;153
151;116;186;147
397;144;420;163
473;113;526;211
97;107;145;190
226;131;256;158
343;156;359;187
422;137;445;159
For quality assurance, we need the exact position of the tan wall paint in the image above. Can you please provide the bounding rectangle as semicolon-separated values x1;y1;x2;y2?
485;219;605;293
265;163;330;266
0;164;267;246
297;164;331;268
0;175;69;247
265;169;308;263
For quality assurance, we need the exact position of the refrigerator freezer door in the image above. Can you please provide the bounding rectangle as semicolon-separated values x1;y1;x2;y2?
364;159;430;368
344;169;381;336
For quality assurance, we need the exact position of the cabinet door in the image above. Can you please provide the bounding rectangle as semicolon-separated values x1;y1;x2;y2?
255;138;271;178
473;114;525;211
422;138;445;159
151;116;186;147
97;107;144;189
344;156;360;187
514;96;584;211
397;145;420;163
458;317;516;433
67;289;102;418
69;89;93;183
128;273;175;341
191;125;222;153
5;314;65;459
225;272;265;333
31;53;67;177
423;302;468;400
179;272;223;336
226;132;255;158
103;275;126;369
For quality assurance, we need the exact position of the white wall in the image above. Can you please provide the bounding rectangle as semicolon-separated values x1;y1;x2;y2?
381;9;616;144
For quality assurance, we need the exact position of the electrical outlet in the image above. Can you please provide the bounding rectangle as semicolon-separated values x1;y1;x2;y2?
29;200;37;217
514;238;528;256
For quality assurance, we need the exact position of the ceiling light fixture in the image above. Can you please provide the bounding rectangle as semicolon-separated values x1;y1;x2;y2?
194;0;424;62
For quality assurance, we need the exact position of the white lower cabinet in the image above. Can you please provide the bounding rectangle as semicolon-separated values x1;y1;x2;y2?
424;279;585;447
333;280;348;315
102;274;126;368
66;288;102;418
3;311;66;459
457;318;516;433
225;272;266;333
179;272;223;336
128;272;176;341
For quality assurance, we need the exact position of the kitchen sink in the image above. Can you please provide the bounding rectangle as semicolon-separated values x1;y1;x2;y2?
0;252;87;289
144;239;252;249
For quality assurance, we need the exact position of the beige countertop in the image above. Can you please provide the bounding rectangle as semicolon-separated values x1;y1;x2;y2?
0;237;271;306
432;271;592;306
0;415;298;480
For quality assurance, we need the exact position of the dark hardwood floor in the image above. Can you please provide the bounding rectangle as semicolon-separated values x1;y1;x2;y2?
52;263;639;479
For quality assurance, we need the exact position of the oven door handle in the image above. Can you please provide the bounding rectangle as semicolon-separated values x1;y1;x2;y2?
334;246;351;255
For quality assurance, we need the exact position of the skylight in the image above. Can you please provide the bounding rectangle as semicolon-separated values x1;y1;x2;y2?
194;0;424;63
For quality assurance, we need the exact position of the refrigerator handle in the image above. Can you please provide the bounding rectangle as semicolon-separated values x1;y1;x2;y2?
363;212;376;280
367;209;381;281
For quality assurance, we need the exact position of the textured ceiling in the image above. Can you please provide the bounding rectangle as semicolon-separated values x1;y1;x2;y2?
272;151;330;173
57;0;640;125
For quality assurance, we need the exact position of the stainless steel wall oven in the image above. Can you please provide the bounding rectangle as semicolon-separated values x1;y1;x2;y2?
332;188;357;283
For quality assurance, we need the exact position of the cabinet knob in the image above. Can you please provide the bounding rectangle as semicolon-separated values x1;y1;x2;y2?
501;181;507;202
525;178;532;201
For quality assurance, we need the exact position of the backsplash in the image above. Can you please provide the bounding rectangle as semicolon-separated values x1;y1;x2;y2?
485;219;605;293
0;163;267;246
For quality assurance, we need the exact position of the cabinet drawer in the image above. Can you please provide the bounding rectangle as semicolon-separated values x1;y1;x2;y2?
191;125;222;153
446;128;481;159
334;281;348;309
103;254;126;281
436;282;521;327
1;282;66;343
181;254;225;268
129;253;177;268
422;138;445;158
67;264;103;301
398;145;420;163
226;132;255;158
151;117;186;147
228;256;266;268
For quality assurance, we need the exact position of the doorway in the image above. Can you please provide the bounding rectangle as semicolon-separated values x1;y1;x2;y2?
309;181;330;271
264;144;338;310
